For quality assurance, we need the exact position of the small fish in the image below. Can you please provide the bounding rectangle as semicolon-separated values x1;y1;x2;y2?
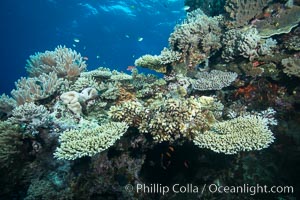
168;146;174;152
72;44;76;48
127;66;136;71
137;37;143;42
83;56;88;61
125;34;130;38
166;152;171;157
96;55;100;59
183;5;190;11
74;38;80;43
183;160;189;168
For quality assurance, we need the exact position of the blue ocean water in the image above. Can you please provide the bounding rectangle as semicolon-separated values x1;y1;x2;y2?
0;0;185;94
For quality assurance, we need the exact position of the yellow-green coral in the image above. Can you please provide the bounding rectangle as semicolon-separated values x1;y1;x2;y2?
109;97;220;143
54;122;128;160
134;54;167;73
193;115;275;154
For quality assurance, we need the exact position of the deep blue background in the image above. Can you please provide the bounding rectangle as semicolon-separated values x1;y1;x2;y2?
0;0;185;94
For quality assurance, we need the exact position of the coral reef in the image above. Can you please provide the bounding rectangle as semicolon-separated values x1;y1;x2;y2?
9;102;51;135
222;28;261;61
254;5;300;38
11;72;66;105
169;9;222;72
109;97;219;143
2;1;300;196
0;121;23;169
26;45;86;79
54;122;128;160
0;94;17;116
191;70;238;91
224;0;272;27
60;87;98;116
282;57;300;78
193;115;275;154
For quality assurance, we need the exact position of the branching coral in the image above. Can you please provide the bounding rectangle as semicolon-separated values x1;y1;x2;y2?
222;28;261;61
134;54;167;73
109;97;220;143
281;57;300;78
191;70;238;91
81;67;112;79
169;9;222;70
193;115;275;154
0;94;17;116
26;45;86;79
9;102;50;135
54;122;129;160
11;72;65;105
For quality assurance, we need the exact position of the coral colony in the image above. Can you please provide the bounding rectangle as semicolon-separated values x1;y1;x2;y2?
0;0;299;199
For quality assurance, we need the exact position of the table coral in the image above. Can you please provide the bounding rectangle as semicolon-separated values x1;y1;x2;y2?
193;115;275;154
54;122;128;160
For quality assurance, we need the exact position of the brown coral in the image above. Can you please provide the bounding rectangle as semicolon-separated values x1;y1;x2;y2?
225;0;272;27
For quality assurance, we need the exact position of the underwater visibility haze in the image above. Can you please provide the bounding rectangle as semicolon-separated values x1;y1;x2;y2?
0;0;300;199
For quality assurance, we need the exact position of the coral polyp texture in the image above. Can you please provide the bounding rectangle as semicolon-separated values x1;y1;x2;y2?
26;45;86;79
193;115;275;154
54;122;129;160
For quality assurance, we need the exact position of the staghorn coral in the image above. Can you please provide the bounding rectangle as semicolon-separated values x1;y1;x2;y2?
225;0;272;27
26;45;86;79
191;70;238;91
193;115;275;154
9;102;51;135
54;122;129;160
0;94;17;116
281;57;300;78
222;28;261;61
11;72;65;105
169;9;222;71
254;5;300;38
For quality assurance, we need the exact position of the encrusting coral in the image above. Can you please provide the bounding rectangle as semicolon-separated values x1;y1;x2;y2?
54;122;129;160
